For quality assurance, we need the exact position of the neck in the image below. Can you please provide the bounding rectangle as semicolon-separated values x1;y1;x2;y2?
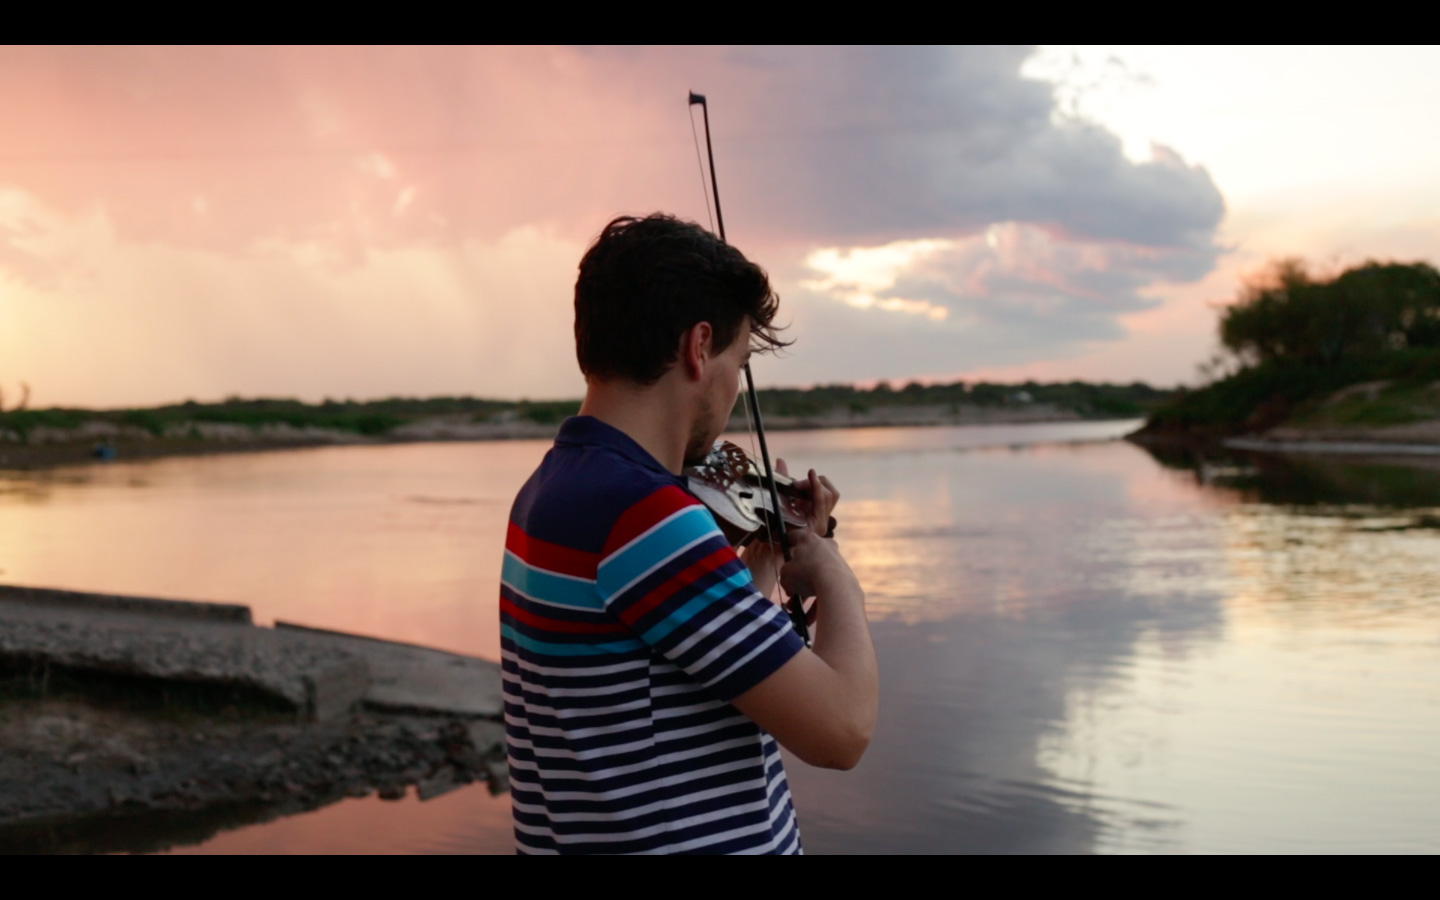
579;377;692;475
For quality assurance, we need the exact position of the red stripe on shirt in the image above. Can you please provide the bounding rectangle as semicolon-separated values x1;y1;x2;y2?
507;521;600;580
500;595;628;635
602;485;701;558
616;544;739;628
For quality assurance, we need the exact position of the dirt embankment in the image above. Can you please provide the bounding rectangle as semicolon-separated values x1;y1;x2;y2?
1130;380;1440;454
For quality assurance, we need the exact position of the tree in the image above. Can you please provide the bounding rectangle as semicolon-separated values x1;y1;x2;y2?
1219;258;1440;367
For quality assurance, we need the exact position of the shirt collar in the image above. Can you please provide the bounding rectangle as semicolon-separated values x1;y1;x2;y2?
555;416;681;480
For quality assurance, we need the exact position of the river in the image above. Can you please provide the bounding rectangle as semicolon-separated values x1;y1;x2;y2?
2;420;1438;853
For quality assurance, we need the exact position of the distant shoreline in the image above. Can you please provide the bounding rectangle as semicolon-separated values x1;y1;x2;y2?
0;405;1112;471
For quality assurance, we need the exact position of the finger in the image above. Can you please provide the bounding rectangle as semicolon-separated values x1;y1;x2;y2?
811;475;838;522
808;469;830;532
805;598;819;627
774;457;789;477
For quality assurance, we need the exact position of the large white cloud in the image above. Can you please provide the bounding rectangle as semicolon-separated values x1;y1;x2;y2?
666;47;1224;253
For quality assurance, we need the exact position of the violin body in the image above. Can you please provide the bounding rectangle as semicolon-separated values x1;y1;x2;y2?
686;440;808;548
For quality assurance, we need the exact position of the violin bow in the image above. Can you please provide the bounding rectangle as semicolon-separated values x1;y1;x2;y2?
688;92;812;646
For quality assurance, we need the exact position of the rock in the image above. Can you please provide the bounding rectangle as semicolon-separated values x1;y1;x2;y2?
416;766;460;801
377;783;407;801
466;720;505;755
304;658;371;722
486;759;509;796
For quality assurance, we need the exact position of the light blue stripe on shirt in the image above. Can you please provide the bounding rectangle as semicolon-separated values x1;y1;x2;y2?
503;551;603;610
500;623;645;657
599;505;721;593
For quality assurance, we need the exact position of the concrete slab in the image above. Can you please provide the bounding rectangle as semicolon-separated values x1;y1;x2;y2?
0;595;366;721
274;622;502;719
303;658;372;722
0;586;510;847
0;584;252;624
0;586;502;723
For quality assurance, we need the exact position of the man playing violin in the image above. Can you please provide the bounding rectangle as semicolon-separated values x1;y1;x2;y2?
500;213;878;854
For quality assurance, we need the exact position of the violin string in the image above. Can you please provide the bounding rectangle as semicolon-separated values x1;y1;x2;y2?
738;379;784;602
689;105;716;234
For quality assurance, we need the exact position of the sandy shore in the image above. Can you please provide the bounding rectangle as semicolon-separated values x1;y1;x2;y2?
1147;419;1440;459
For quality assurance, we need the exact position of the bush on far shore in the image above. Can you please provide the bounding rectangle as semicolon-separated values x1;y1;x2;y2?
1141;257;1440;440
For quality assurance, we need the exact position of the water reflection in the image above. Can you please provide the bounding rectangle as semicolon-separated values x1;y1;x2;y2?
163;785;515;855
0;442;550;657
4;423;1440;853
1144;443;1440;508
770;430;1221;853
772;430;1440;853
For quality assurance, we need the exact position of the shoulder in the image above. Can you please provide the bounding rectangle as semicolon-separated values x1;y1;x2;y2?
601;482;708;558
511;440;696;557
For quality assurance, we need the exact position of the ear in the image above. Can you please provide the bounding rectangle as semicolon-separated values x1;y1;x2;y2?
679;321;713;381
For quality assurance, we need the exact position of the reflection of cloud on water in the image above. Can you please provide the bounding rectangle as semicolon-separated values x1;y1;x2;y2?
783;440;1228;853
787;436;1440;853
789;585;1219;853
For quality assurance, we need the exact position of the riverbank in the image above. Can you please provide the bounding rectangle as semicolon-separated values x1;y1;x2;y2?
0;404;1096;471
0;417;559;470
0;585;505;853
1129;373;1440;459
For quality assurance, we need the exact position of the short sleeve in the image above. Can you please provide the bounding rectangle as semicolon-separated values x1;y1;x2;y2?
596;485;804;701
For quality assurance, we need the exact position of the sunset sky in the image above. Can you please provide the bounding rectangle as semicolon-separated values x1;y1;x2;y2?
3;46;1438;408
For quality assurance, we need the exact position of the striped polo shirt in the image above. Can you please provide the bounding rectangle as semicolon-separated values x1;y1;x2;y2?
500;416;806;854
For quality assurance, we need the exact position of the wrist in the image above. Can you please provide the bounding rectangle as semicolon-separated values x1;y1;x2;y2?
811;556;859;598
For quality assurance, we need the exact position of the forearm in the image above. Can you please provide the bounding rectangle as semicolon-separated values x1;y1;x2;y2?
811;575;875;687
730;467;878;770
733;543;877;770
805;564;878;758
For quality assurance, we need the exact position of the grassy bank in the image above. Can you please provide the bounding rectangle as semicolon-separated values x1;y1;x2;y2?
1134;350;1440;445
1133;258;1440;447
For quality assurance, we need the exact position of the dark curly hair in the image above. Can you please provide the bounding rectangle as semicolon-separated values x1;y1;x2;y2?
575;214;789;385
